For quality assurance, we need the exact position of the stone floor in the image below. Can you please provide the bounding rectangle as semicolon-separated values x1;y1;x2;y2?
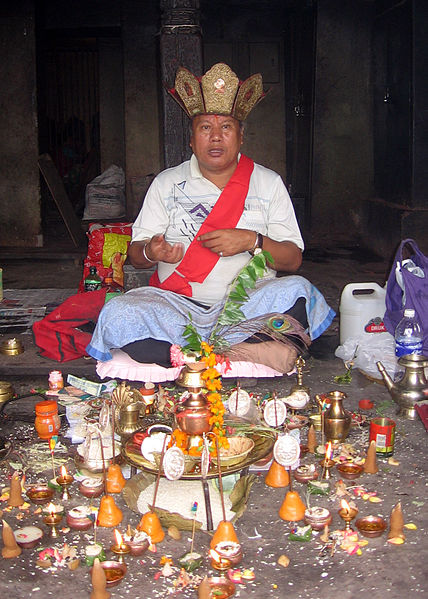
0;245;426;599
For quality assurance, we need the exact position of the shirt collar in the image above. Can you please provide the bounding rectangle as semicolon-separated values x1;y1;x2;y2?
190;153;242;180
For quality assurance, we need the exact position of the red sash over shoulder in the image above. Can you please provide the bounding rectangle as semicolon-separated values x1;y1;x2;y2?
149;154;254;297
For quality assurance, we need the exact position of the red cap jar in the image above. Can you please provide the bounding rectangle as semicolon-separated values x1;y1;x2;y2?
35;400;60;439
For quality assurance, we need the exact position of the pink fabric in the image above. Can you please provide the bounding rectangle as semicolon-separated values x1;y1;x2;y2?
95;349;284;382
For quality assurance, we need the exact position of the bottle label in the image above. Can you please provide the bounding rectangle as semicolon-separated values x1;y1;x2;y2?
84;281;102;292
395;340;423;357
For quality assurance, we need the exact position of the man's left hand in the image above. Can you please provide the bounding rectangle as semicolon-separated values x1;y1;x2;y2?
198;228;256;257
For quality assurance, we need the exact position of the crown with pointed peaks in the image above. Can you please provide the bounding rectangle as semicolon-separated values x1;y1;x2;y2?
167;62;267;121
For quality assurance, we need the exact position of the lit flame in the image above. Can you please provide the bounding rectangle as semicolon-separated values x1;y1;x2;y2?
325;441;332;460
341;499;351;515
114;529;125;549
60;465;67;478
47;502;55;517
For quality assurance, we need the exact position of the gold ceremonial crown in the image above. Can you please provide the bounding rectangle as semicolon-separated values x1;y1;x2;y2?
167;62;266;121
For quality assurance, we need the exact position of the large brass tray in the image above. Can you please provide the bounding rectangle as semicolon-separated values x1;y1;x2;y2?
122;426;275;481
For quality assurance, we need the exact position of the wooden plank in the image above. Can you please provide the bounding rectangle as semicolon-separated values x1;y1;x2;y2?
38;153;87;248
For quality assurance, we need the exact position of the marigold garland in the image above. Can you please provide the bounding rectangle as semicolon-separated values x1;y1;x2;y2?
168;342;230;457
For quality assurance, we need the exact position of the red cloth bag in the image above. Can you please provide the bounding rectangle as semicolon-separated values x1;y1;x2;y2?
32;289;106;362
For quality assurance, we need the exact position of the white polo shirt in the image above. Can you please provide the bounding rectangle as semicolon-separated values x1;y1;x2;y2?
132;154;304;306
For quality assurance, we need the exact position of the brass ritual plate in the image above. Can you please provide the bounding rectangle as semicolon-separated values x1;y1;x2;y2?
122;426;275;480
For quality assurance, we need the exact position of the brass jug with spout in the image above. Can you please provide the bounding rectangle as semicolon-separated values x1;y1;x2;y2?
323;391;352;443
377;354;428;419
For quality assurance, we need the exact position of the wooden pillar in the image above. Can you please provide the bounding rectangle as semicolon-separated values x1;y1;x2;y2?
160;0;203;168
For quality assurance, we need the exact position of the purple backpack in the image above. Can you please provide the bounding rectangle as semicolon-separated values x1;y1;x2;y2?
383;238;428;355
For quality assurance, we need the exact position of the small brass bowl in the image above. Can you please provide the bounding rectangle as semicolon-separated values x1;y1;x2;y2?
90;560;127;587
336;462;364;480
207;576;235;599
26;485;55;505
309;413;322;431
355;515;387;538
0;338;24;356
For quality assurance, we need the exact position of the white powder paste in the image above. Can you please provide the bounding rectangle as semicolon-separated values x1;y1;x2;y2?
137;479;234;530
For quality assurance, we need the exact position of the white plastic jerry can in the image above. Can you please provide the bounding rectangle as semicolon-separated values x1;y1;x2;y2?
339;282;386;344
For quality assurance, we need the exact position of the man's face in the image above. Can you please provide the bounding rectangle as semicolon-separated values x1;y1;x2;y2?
190;114;243;176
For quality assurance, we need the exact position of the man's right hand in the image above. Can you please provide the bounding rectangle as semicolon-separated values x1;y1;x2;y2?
128;234;185;268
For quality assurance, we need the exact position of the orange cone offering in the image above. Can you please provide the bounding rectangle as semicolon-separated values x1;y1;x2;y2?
1;519;22;558
279;490;306;522
210;519;239;549
106;464;126;494
90;557;111;599
8;471;24;507
137;511;165;544
265;460;290;488
97;495;123;527
363;440;379;474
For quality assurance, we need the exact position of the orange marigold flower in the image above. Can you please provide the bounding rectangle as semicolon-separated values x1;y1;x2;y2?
201;341;214;354
202;367;221;381
204;353;217;368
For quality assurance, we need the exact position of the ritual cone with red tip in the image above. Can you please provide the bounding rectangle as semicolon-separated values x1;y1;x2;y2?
265;459;290;488
97;495;123;528
137;511;165;544
210;520;239;549
279;490;306;522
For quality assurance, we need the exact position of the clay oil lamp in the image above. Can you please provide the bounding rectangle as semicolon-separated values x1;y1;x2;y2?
27;484;55;505
213;541;243;567
56;465;74;500
110;529;131;563
294;464;319;484
79;477;104;499
14;525;44;549
43;502;63;538
338;499;358;532
209;549;232;572
319;442;335;480
304;507;332;531
123;525;150;556
355;515;387;538
90;560;127;588
66;505;95;531
336;462;363;480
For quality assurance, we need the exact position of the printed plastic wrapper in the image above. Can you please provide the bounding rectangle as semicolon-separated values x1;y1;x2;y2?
78;222;132;292
335;332;400;380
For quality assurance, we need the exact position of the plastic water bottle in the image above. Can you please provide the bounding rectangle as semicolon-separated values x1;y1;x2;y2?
394;309;423;357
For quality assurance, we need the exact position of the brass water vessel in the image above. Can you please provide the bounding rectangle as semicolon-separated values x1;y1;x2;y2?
323;391;351;443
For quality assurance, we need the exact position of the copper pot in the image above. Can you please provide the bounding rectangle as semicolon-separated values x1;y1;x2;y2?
175;390;212;436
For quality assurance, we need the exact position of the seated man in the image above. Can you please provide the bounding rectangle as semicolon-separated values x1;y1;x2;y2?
86;63;334;368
